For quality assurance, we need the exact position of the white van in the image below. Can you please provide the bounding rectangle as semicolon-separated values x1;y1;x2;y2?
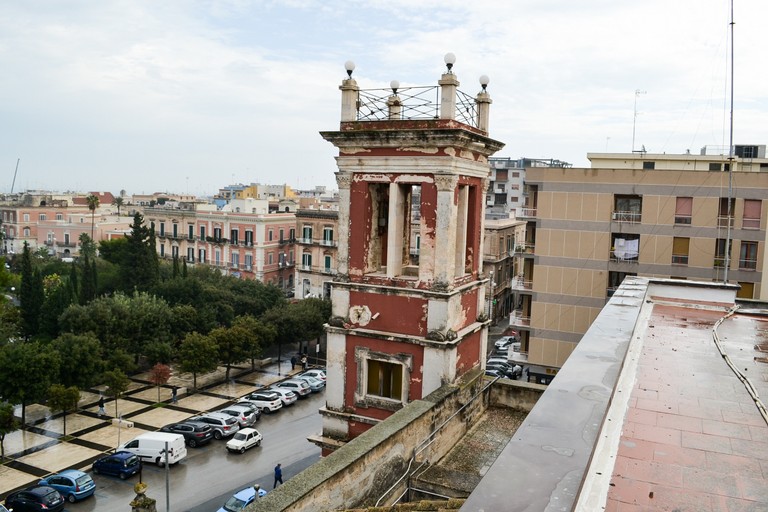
119;432;188;467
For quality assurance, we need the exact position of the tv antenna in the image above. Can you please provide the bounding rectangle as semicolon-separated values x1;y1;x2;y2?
10;158;20;194
631;89;646;152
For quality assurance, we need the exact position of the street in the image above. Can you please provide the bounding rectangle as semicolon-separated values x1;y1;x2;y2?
62;392;324;512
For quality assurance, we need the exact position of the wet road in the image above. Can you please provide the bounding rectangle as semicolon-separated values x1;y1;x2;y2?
63;391;324;512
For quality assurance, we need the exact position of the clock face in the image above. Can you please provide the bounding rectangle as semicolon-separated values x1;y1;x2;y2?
349;305;372;326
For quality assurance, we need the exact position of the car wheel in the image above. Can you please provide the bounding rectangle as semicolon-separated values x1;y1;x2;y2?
156;457;165;467
93;466;100;475
120;472;128;480
68;493;77;503
214;430;223;440
188;438;197;448
239;447;245;454
256;440;261;447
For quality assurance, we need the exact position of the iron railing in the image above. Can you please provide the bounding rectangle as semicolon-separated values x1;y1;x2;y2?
355;86;480;127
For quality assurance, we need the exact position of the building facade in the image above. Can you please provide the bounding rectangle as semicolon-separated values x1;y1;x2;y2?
515;146;768;381
295;207;339;299
482;217;526;324
314;57;504;453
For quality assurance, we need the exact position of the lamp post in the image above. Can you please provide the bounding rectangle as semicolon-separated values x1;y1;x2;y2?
488;270;495;324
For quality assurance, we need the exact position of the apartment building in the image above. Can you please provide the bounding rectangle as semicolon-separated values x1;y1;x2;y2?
295;206;339;299
486;157;570;219
482;217;526;323
516;145;768;381
146;198;296;289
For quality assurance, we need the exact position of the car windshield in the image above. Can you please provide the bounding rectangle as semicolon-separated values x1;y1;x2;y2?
233;432;246;441
223;496;247;512
125;454;139;466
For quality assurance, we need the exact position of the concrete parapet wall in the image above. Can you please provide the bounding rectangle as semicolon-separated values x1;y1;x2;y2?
248;369;487;512
487;378;545;412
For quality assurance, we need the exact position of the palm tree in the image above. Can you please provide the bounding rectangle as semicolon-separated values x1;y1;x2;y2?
86;194;99;240
112;196;125;216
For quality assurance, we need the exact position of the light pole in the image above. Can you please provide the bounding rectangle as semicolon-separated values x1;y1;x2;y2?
488;270;495;324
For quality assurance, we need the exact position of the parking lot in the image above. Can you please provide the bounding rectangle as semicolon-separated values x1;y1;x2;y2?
0;359;324;511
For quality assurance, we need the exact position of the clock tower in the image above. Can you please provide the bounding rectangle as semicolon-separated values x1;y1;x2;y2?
314;55;504;453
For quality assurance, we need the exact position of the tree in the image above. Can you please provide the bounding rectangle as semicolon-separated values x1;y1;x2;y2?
48;384;80;437
0;342;60;428
233;315;275;370
78;233;97;260
38;272;74;339
120;213;159;292
0;402;19;461
178;332;218;390
112;195;125;216
148;363;171;403
102;368;130;418
52;333;103;389
19;242;44;338
210;325;249;381
86;194;99;240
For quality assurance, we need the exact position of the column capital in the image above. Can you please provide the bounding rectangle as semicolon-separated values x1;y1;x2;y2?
335;172;353;190
434;174;458;192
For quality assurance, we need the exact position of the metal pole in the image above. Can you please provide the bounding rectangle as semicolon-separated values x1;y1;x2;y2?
165;441;170;512
724;0;735;284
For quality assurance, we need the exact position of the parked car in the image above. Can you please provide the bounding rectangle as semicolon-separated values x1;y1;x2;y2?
218;404;260;427
275;378;311;397
39;469;95;503
0;504;9;512
494;335;517;350
160;420;214;448
190;412;240;439
486;362;522;379
91;451;141;480
485;368;504;378
293;374;325;392
226;427;263;454
4;485;65;512
299;368;326;382
217;486;267;512
266;386;298;407
238;390;283;413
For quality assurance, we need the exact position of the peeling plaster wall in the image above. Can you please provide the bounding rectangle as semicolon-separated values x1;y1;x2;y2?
456;330;482;378
348;290;427;336
325;331;348;413
422;344;458;394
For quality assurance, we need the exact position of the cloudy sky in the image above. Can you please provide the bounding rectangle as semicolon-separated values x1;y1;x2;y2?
1;0;765;197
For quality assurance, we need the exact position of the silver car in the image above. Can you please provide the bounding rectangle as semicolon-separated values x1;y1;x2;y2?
275;379;311;397
293;374;325;393
217;404;259;427
189;412;240;440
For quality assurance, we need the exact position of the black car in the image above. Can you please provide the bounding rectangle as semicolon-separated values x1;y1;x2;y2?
5;485;65;512
160;420;214;448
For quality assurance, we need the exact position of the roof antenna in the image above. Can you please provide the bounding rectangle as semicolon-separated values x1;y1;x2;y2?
10;158;20;194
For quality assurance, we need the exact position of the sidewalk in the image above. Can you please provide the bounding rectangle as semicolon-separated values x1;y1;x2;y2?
0;357;309;500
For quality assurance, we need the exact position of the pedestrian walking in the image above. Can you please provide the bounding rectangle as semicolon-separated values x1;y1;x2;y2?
97;396;106;417
290;355;297;370
300;355;307;371
273;463;283;488
171;386;178;404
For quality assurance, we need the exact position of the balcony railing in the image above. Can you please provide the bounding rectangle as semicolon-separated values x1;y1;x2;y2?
612;211;641;223
355;85;480;128
510;310;531;327
717;216;734;228
674;215;692;225
319;239;337;247
510;276;533;290
610;252;639;264
743;218;761;229
519;207;537;218
513;243;535;255
671;254;689;265
739;258;757;270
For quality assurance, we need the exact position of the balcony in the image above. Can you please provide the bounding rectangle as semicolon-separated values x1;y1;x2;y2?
319;239;337;247
513;243;535;255
610;252;639;264
671;254;689;265
510;310;531;327
611;211;641;223
674;215;692;225
519;207;537;218
510;276;533;291
297;237;313;245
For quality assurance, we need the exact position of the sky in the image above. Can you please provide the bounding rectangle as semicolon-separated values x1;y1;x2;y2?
2;0;766;197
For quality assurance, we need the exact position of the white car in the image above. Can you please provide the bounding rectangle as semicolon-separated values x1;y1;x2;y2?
267;386;298;407
299;368;326;382
238;390;283;413
226;428;263;454
275;379;311;397
494;335;518;350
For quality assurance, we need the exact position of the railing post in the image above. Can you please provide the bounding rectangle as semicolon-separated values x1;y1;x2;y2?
340;77;359;122
438;73;459;120
476;85;492;133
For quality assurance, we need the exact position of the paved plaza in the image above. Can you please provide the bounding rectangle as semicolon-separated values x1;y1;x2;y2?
0;358;303;499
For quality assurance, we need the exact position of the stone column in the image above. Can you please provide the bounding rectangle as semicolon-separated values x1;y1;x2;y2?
340;78;359;122
432;174;459;286
476;90;492;133
335;172;352;277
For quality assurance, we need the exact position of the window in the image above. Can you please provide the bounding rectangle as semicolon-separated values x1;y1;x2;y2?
160;244;165;257
23;227;30;237
268;253;273;265
672;237;689;265
232;253;240;269
289;228;295;241
607;271;636;296
268;230;273;241
172;224;178;238
714;238;731;268
188;225;194;239
367;360;403;400
56;213;63;220
718;198;735;228
39;213;47;221
200;226;206;240
23;213;29;221
613;195;642;223
302;252;312;270
171;246;179;258
279;229;284;242
187;248;194;262
674;197;692;225
642;161;655;170
213;227;222;240
245;254;253;271
199;249;206;263
302;225;312;243
737;282;754;299
245;230;253;246
324;255;332;272
322;227;334;245
230;229;239;244
611;234;640;262
739;242;757;270
743;200;761;229
159;222;165;236
709;162;722;171
215;250;221;265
